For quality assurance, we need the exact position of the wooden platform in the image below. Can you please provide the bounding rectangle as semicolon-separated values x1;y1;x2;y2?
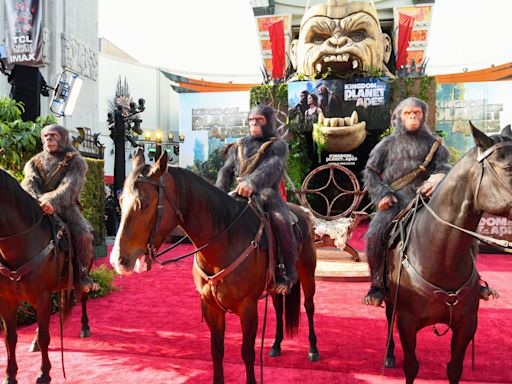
315;247;370;282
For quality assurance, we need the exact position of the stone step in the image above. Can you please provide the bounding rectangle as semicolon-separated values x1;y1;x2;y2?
315;247;369;282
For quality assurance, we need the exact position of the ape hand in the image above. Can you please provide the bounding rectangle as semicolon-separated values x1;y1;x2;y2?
40;200;55;215
417;182;435;197
236;182;254;197
378;195;397;211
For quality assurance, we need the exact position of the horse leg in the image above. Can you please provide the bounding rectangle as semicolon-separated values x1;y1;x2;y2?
29;328;40;352
268;293;283;357
447;314;478;384
35;296;52;384
384;303;396;368
202;300;226;384
397;317;419;384
239;300;258;384
0;305;19;384
301;262;319;362
80;294;91;338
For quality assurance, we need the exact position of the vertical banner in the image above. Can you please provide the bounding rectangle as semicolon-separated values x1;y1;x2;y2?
255;15;291;78
269;20;285;80
393;4;434;69
5;0;43;66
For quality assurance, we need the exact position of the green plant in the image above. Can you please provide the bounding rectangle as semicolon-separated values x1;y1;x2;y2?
88;264;119;299
0;97;55;180
82;158;106;245
312;123;326;162
448;145;463;166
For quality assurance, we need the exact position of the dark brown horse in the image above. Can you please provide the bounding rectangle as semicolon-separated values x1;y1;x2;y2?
0;168;80;384
110;150;319;384
383;123;512;383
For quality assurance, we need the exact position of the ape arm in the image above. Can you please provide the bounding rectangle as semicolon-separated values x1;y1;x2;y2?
363;138;396;205
21;159;43;199
215;145;236;192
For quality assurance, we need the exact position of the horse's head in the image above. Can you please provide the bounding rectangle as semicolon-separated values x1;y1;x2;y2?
110;149;180;275
470;121;512;219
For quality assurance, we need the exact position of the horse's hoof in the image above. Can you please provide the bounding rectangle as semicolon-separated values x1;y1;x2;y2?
308;352;320;362
29;342;40;352
385;357;395;368
3;377;17;384
80;328;91;338
36;374;51;384
268;347;281;357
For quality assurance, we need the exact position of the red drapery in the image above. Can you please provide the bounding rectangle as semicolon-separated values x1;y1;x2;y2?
396;13;415;69
269;20;285;79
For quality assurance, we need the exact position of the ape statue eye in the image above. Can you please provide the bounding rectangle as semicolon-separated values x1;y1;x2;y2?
348;31;366;42
309;34;328;44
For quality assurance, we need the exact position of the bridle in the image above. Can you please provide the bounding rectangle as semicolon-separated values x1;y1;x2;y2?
421;140;512;252
475;141;512;205
134;174;184;262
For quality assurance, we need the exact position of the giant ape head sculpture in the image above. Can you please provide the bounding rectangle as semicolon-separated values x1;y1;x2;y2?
290;0;392;78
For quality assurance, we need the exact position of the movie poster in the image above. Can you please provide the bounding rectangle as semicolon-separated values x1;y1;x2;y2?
436;81;512;154
5;0;43;66
288;78;391;178
178;91;250;171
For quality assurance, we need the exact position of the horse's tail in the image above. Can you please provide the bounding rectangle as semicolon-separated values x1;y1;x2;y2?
285;279;301;337
59;290;74;322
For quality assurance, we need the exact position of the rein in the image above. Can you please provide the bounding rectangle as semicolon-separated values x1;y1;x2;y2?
135;174;253;265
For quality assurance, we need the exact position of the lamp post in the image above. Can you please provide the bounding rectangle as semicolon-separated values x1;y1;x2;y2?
107;98;145;195
141;130;185;162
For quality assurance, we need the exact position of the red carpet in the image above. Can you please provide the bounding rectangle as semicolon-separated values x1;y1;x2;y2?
3;241;511;383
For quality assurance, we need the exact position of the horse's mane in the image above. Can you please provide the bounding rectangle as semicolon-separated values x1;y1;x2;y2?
0;168;42;224
126;165;260;234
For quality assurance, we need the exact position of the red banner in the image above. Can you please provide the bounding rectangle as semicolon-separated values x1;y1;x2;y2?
396;13;415;69
269;20;285;79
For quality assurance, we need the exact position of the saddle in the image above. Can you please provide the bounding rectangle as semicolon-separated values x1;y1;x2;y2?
48;214;76;291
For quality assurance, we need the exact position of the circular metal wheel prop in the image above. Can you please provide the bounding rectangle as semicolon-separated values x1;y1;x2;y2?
299;163;364;220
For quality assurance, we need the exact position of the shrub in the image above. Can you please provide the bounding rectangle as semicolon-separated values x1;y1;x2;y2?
82;158;106;245
0;97;55;180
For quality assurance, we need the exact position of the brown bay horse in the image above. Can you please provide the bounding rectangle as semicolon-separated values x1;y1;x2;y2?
0;168;80;384
383;123;512;383
110;149;319;384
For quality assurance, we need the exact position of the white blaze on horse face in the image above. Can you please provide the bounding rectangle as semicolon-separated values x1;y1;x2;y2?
109;191;139;274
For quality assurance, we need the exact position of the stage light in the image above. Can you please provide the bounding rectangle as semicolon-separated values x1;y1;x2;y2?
49;70;83;117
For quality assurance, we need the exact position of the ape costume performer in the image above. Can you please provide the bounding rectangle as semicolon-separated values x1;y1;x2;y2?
22;124;99;293
216;105;297;294
363;98;450;306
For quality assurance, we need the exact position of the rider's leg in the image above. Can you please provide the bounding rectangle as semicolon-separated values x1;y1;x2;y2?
270;209;298;295
470;243;500;300
363;232;385;306
73;231;100;293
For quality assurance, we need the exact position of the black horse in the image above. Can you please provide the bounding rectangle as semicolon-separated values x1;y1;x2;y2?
384;123;510;383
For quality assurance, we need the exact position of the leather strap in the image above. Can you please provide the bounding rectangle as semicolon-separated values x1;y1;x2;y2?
390;138;442;190
194;218;265;312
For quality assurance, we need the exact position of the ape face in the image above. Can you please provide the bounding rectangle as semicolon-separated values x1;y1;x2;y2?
401;106;424;132
42;130;62;153
249;114;266;138
290;2;391;78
